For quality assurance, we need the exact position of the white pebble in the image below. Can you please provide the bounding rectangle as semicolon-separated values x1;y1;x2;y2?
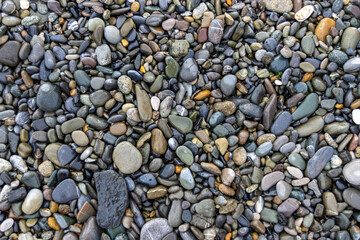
352;109;360;125
0;218;14;232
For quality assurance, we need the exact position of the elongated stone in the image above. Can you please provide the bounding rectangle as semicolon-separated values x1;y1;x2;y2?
95;170;128;229
271;111;292;135
296;116;324;137
324;122;350;135
261;171;284;191
135;84;152;122
292;93;319;121
306;146;334;179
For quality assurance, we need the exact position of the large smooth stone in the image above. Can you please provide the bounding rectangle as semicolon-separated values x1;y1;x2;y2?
36;83;62;112
261;171;284;191
315;18;336;42
343;188;360;210
220;74;237;96
277;198;300;217
95;170;128;229
271;111;292;135
343;159;360;185
52;179;81;203
168;115;193;134
341;27;360;51
179;58;198;82
292;93;319;121
306;146;334;179
140;218;173;240
295;116;324;137
0;41;21;67
21;189;43;214
113;141;142;174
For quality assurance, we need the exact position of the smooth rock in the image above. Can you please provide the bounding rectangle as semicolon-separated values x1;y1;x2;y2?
140;218;173;240
21;189;43;214
113;141;142;174
306;146;334;179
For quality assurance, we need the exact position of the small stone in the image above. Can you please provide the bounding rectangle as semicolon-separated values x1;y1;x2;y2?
95;44;111;66
179;58;198;82
72;131;89;146
295;5;314;22
0;158;12;173
208;19;223;44
264;0;293;13
135;84;152;122
0;218;14;232
170;40;190;57
220;74;237;96
179;168;195;190
277;198;300;217
276;180;292;200
168;115;193;134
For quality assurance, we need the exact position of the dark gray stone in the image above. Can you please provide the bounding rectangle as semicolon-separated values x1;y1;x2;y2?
95;170;128;229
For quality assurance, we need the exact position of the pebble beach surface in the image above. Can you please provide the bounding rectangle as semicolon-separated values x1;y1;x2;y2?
0;0;360;240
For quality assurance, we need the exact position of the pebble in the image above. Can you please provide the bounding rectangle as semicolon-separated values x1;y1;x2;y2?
21;189;43;214
52;179;80;203
113;141;142;174
343;159;360;185
306;146;334;179
0;0;358;239
140;218;173;240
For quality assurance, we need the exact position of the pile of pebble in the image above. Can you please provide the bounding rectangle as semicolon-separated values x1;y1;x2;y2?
0;0;360;239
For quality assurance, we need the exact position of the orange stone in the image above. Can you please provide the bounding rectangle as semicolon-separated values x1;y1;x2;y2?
131;1;140;12
218;183;235;196
301;72;313;82
122;39;129;47
194;90;211;100
335;103;343;109
350;99;360;109
226;0;232;5
225;233;232;240
109;122;127;136
76;201;96;223
175;166;183;173
140;66;146;73
48;217;60;230
49;201;58;213
315;18;336;42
